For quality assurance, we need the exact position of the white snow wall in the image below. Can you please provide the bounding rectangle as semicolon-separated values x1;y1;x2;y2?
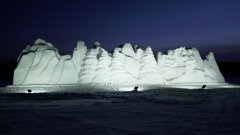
13;39;225;85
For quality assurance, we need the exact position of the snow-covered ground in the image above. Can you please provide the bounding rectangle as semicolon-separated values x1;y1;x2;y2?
1;83;239;94
0;89;240;135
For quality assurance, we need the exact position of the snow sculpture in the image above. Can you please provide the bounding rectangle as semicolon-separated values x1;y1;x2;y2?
110;48;138;84
158;47;225;83
139;47;165;84
121;43;140;78
92;48;111;83
72;41;87;73
14;39;60;85
78;48;99;83
13;38;225;86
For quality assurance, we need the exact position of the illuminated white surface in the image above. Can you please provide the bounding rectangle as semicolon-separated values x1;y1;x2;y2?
13;38;226;87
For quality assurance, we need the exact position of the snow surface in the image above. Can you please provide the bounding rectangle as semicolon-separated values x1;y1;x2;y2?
0;89;240;135
14;39;226;87
3;83;240;94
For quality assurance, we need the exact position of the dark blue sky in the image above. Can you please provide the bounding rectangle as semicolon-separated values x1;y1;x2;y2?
1;0;240;61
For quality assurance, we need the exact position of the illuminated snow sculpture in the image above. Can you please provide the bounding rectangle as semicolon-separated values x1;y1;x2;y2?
13;38;225;86
157;47;225;83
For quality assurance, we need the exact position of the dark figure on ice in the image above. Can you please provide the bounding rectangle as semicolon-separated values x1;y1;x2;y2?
27;89;32;93
202;85;206;90
133;86;138;93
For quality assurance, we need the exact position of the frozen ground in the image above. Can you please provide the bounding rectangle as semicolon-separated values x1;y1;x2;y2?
0;89;240;135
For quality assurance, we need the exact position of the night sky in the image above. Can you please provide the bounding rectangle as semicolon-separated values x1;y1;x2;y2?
1;0;240;62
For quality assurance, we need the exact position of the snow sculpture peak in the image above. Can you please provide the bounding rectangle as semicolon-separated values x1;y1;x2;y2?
77;41;85;48
121;43;135;57
145;46;153;54
13;39;226;86
34;38;47;45
94;41;101;47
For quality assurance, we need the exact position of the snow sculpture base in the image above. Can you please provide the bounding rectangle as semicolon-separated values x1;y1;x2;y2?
11;38;233;93
3;83;240;94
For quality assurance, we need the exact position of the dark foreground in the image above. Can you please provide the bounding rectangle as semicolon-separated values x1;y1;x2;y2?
0;89;240;135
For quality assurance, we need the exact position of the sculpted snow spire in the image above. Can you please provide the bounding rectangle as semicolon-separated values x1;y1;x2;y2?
205;52;225;82
121;43;136;57
92;48;111;83
121;43;140;77
72;41;87;73
139;46;165;84
94;41;100;47
78;46;99;83
110;48;137;84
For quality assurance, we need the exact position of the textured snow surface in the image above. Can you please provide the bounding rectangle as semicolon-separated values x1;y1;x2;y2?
14;39;225;86
0;89;240;135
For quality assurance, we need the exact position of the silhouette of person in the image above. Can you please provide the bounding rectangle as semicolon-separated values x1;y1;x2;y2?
133;86;138;93
202;85;206;90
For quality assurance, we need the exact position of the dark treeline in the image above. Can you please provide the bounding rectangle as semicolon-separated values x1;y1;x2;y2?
0;61;239;82
218;62;240;76
0;61;16;81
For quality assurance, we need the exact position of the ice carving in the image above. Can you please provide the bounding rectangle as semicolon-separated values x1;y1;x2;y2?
13;39;226;86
